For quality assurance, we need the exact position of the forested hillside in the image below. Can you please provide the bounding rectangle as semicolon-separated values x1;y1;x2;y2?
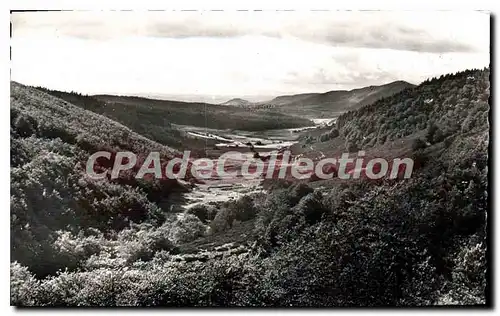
247;80;414;118
337;68;490;150
34;88;312;150
33;87;188;149
94;94;312;131
10;82;189;279
11;68;490;306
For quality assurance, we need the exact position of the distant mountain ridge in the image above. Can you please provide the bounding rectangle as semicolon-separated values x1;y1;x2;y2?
33;87;312;150
221;80;415;118
220;98;253;107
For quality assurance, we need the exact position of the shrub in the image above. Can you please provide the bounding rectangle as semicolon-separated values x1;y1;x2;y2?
10;262;41;306
329;128;340;139
14;114;37;137
208;194;258;234
286;183;314;206
210;207;236;234
318;128;340;142
53;231;106;270
253;183;314;247
186;203;217;223
37;122;76;144
168;214;206;244
292;191;326;225
437;240;486;305
426;123;446;144
116;223;174;263
412;138;427;151
232;195;257;222
345;140;359;152
318;133;329;142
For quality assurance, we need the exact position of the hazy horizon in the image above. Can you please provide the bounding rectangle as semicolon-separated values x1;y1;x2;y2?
11;11;490;97
25;77;421;104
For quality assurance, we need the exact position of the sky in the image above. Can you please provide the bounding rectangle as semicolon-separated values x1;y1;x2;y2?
11;11;490;101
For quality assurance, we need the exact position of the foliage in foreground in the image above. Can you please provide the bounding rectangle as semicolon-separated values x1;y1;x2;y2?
11;69;489;306
12;129;488;306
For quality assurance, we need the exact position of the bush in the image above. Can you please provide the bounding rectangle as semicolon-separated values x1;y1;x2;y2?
412;138;427;151
210;207;236;234
329;128;340;139
14;114;37;137
186;203;217;223
293;191;327;225
208;195;259;234
426;123;446;144
168;214;206;244
115;223;173;262
37;122;76;144
318;133;329;142
232;195;257;222
318;128;340;142
53;230;106;270
345;140;359;152
437;240;486;305
286;183;314;205
253;183;315;247
11;262;41;306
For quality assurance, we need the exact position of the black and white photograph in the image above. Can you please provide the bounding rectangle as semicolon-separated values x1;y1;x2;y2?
9;8;491;307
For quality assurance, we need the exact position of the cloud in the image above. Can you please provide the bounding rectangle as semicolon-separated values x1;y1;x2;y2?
318;25;475;53
12;11;490;53
10;11;490;96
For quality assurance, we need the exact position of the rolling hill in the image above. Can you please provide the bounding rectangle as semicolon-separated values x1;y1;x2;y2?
10;81;190;279
93;94;312;131
32;88;313;151
222;80;414;118
220;98;253;107
11;82;179;157
293;68;490;161
11;68;490;307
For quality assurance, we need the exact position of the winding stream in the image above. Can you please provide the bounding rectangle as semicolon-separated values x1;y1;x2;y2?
169;119;332;212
